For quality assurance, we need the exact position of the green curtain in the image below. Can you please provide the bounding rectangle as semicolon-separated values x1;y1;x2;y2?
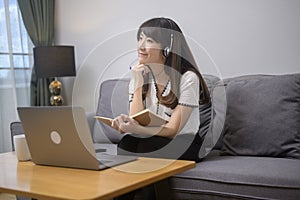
17;0;55;106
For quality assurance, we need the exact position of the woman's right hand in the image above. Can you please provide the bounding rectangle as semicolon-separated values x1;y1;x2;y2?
130;63;150;86
111;114;139;134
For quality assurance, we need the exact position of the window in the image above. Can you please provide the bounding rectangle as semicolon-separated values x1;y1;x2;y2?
0;0;33;105
0;0;33;152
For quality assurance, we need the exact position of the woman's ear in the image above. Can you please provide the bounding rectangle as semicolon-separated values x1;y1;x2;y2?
161;50;167;63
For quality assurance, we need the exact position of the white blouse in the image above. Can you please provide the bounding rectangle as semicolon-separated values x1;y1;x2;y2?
129;71;200;135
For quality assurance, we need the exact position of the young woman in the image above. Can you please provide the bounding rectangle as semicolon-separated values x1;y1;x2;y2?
111;17;210;162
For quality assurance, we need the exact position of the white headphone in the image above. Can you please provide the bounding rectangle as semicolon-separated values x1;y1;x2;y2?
163;19;174;57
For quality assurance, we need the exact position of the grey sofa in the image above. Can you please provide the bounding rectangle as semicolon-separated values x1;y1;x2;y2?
11;73;300;200
88;73;300;200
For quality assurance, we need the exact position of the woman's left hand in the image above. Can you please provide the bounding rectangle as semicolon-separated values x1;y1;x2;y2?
111;114;139;134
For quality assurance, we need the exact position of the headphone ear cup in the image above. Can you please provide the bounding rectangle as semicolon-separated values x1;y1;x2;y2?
163;46;170;57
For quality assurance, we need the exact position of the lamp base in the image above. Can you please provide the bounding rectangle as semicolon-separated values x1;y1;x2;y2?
49;79;63;106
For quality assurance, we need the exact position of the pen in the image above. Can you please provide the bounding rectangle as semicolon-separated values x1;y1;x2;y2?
129;65;145;75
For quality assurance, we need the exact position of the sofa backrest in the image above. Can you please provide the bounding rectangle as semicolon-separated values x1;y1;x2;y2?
93;73;300;159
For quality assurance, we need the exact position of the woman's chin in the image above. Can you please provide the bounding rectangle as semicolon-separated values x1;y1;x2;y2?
138;59;146;64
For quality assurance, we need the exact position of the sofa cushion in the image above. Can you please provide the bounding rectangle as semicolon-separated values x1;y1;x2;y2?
93;79;130;143
198;75;220;139
221;73;300;158
170;152;300;200
199;79;227;157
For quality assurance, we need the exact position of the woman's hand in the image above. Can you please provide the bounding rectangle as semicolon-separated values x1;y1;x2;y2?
131;63;150;89
111;114;139;134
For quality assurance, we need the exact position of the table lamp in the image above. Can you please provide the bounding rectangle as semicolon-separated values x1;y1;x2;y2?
33;46;76;106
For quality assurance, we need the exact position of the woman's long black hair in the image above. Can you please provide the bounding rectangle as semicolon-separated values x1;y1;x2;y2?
137;17;210;109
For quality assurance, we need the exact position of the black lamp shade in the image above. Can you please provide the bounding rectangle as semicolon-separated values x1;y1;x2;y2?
34;46;76;78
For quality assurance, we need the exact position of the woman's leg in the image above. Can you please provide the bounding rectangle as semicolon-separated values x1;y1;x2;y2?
116;134;201;200
136;135;172;154
176;133;203;162
116;135;171;200
117;134;139;156
118;135;172;156
115;135;139;200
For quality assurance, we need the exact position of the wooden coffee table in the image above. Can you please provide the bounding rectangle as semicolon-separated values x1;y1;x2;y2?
0;152;195;200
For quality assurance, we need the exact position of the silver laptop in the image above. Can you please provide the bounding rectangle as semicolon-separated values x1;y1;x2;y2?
17;106;137;170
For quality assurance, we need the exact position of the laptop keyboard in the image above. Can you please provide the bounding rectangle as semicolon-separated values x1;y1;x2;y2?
95;148;107;153
98;159;113;164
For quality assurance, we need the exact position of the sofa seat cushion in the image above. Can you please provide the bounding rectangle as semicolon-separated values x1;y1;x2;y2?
170;153;300;200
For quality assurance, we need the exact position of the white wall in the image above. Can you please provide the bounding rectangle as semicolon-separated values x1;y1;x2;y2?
55;0;300;111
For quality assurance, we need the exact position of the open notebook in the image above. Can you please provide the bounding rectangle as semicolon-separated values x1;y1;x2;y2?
95;109;168;129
